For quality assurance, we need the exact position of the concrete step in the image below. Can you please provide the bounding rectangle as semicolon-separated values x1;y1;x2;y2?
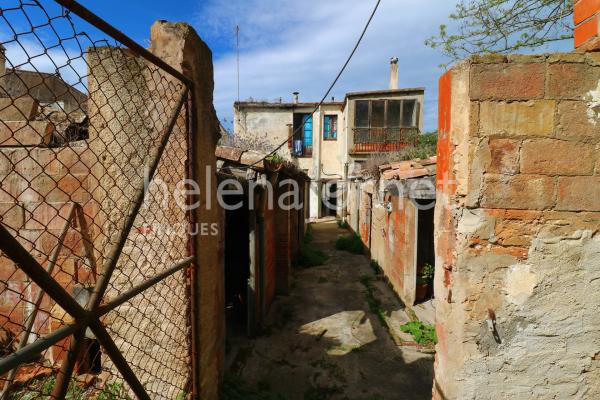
0;121;54;146
0;97;40;121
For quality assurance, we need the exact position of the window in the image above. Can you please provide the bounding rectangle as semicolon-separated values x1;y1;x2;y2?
402;100;416;127
292;113;313;156
323;115;337;140
387;100;401;128
371;101;385;128
353;99;419;128
355;100;369;128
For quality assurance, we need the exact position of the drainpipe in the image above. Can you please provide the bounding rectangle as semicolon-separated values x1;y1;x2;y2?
342;162;349;223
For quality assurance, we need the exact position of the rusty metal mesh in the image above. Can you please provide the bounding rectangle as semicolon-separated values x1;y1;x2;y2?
0;1;193;398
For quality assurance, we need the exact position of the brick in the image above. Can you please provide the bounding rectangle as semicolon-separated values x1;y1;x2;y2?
479;101;555;137
507;54;546;64
24;202;74;230
488;138;520;175
556;176;600;211
547;63;600;99
471;63;545;100
575;0;600;25
0;152;12;174
547;53;586;64
0;202;25;230
586;52;600;66
481;174;555;210
56;175;91;203
0;97;39;121
0;121;53;146
557;101;600;141
0;256;25;281
521;139;595;175
575;15;600;48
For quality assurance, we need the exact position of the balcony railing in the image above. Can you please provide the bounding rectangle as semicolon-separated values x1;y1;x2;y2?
352;127;419;153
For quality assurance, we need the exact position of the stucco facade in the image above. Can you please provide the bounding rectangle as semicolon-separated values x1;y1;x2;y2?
233;87;425;219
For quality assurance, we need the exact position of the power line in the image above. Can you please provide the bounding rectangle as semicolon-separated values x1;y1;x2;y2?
246;0;382;168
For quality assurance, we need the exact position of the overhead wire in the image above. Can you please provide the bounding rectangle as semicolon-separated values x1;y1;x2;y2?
241;0;383;169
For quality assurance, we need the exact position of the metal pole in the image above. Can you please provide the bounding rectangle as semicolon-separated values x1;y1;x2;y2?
51;329;86;399
87;88;188;312
88;320;151;400
53;0;193;88
0;324;80;375
96;257;193;316
0;203;77;399
0;224;86;320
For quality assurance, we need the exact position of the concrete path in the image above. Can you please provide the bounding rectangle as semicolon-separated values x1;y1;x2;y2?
230;220;434;400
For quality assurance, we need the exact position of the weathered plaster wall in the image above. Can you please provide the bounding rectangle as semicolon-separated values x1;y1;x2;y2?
346;180;420;306
233;107;294;159
433;53;600;400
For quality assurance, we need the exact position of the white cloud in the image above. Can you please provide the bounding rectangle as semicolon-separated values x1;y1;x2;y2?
194;0;461;132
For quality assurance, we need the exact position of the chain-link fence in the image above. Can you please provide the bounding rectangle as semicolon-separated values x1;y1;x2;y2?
0;1;195;398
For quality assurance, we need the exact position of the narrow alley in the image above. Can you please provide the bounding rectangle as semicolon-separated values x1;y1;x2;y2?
226;220;434;400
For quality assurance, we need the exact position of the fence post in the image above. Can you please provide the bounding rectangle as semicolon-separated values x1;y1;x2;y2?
149;21;224;400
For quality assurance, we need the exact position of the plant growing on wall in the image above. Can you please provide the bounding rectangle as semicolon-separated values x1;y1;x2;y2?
417;263;434;285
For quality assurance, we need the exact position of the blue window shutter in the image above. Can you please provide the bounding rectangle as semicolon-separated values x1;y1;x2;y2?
303;115;313;146
324;115;331;139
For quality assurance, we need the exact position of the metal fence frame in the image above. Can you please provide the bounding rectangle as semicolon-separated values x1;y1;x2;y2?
0;1;198;398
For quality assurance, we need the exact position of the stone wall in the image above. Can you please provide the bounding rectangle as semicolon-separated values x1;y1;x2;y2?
433;53;600;399
149;22;225;400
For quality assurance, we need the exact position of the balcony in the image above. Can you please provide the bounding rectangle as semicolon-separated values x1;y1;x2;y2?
352;127;419;153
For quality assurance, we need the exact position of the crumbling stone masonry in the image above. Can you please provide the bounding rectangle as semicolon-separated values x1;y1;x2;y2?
433;53;600;399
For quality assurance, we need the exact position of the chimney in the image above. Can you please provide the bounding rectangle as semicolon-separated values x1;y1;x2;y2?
389;57;398;89
293;91;299;104
574;0;600;51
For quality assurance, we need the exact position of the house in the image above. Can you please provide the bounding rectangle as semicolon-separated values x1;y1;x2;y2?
0;44;87;114
233;58;425;220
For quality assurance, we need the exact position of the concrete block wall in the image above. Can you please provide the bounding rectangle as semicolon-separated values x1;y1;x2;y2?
0;106;99;351
434;53;600;399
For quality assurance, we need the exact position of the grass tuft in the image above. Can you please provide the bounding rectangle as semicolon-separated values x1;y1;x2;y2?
335;234;364;254
400;321;438;347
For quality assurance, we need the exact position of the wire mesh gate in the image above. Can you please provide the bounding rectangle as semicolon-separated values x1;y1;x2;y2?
0;1;196;398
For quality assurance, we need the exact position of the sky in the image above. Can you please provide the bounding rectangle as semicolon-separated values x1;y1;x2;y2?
1;0;573;133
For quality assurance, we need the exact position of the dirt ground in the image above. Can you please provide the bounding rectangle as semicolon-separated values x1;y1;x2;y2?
227;220;434;400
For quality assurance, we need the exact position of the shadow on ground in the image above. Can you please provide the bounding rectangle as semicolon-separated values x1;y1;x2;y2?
226;220;434;400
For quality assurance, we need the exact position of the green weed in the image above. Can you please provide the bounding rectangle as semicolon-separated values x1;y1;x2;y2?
360;275;388;328
336;219;349;229
335;234;364;254
298;243;328;268
400;321;438;347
